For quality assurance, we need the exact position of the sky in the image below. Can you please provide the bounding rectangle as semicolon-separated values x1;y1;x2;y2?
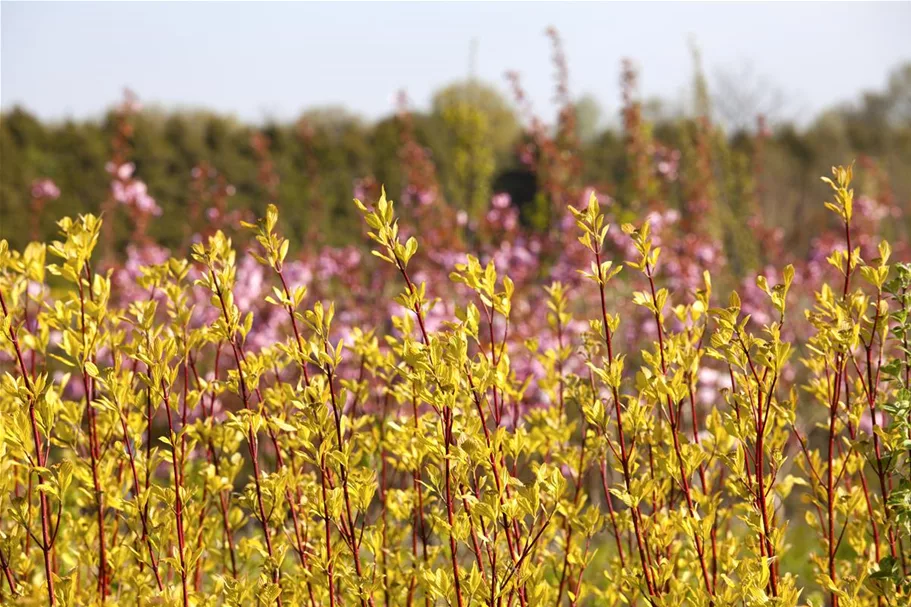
2;1;911;126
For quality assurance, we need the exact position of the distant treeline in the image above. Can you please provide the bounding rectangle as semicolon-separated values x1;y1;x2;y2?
1;63;909;277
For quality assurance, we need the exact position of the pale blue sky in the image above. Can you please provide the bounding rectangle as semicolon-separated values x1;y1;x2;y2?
2;1;910;125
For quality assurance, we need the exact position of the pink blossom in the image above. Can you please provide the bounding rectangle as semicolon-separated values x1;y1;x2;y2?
492;193;511;209
106;162;135;180
855;195;889;223
113;179;162;216
31;178;60;200
352;179;369;201
26;280;46;299
519;148;535;167
695;243;717;265
654;147;681;181
697;386;715;406
417;190;436;206
698;367;722;386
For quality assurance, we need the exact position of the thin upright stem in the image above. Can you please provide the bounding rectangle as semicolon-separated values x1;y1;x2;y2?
1;291;55;605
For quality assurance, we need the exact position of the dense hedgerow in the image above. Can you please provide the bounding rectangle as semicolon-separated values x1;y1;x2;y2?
1;163;911;607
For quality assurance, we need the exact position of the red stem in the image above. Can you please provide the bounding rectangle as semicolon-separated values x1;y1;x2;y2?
1;290;54;605
593;248;656;597
391;256;465;607
118;405;163;589
644;264;714;597
161;381;190;607
76;276;108;602
209;273;283;605
188;353;239;580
